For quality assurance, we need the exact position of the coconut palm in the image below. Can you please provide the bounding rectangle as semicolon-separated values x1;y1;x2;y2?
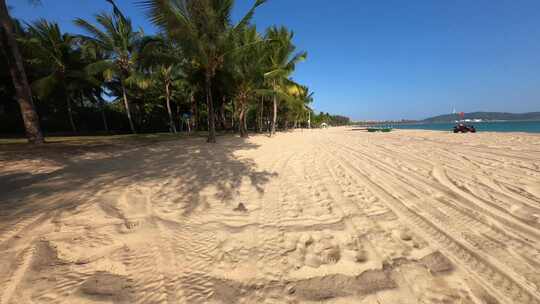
157;65;180;133
263;26;307;135
74;12;144;134
0;0;44;143
140;0;268;143
299;86;314;129
23;20;90;132
140;36;187;133
80;42;112;132
229;26;265;137
287;84;313;128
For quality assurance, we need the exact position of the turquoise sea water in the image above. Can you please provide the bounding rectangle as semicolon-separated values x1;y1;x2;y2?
395;121;540;133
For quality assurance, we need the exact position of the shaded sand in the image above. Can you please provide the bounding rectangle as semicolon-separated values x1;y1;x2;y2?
1;128;540;303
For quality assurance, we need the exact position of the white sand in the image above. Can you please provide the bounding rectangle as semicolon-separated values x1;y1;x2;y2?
1;128;539;303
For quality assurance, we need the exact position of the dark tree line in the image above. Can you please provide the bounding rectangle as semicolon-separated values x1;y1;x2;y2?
1;0;349;143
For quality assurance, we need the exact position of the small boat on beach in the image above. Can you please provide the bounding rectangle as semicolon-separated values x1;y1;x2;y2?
367;127;393;132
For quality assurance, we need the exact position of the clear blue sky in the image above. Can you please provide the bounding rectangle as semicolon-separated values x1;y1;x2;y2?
9;0;540;120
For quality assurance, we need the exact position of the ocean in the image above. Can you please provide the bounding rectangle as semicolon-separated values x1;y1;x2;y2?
395;121;540;133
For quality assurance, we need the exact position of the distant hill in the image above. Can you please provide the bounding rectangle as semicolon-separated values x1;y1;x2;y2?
422;112;540;123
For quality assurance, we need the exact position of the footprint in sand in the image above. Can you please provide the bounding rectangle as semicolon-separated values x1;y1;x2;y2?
100;187;152;232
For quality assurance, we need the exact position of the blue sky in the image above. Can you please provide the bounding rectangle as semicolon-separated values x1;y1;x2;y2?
9;0;540;120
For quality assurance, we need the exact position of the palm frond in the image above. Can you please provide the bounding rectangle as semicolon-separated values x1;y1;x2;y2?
74;17;114;51
233;0;268;32
125;72;153;89
85;59;115;75
32;74;59;98
264;68;288;79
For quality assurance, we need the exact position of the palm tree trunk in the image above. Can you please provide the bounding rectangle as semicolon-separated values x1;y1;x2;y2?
165;82;176;133
220;97;228;130
258;96;264;133
238;106;245;137
0;0;44;144
120;81;136;134
78;92;85;108
243;106;248;137
190;91;197;131
205;73;216;143
231;98;235;131
95;93;109;133
66;95;76;133
239;98;248;138
176;99;181;131
271;81;277;136
100;103;109;133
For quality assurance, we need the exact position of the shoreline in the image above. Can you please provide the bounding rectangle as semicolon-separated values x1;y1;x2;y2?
347;126;540;136
391;120;540;134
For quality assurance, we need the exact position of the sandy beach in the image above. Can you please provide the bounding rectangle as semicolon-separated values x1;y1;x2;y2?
1;128;540;304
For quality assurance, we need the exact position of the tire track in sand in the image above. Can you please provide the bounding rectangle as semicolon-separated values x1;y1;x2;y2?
332;135;540;239
319;133;540;304
0;244;36;304
334;139;540;288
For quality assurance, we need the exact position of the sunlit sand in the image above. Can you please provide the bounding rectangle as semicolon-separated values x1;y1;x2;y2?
1;128;539;303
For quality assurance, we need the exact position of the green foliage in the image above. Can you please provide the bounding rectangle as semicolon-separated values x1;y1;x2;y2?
311;112;351;127
1;0;350;136
23;20;91;99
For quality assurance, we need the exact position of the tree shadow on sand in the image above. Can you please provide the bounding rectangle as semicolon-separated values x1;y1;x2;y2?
0;135;276;222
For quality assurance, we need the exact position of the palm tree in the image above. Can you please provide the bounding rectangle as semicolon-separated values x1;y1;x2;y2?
24;20;87;133
80;42;111;132
230;26;264;137
284;83;313;128
263;26;306;135
141;0;268;143
159;65;178;133
140;36;186;133
75;12;144;134
299;86;314;129
0;0;44;143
